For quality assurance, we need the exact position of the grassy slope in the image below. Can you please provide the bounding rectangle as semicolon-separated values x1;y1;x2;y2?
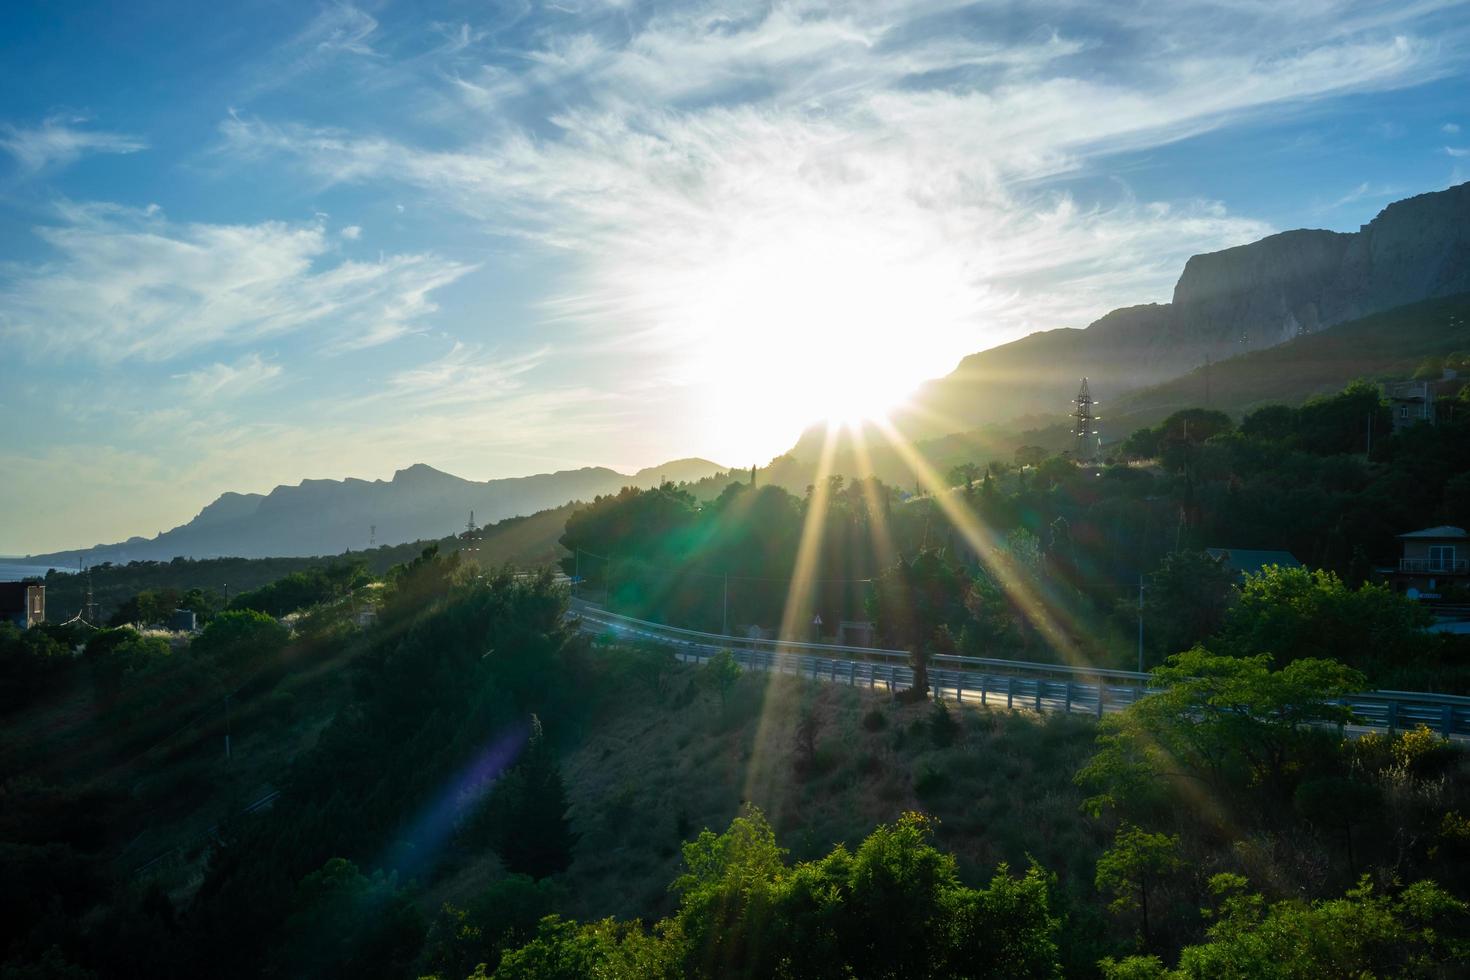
426;655;1108;929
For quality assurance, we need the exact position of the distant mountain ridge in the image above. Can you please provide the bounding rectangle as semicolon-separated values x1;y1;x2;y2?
29;458;727;564
877;180;1470;441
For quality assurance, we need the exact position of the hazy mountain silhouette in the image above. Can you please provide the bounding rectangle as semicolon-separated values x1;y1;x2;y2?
28;458;727;563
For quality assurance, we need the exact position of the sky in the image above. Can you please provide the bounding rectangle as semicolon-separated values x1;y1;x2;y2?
1;0;1468;555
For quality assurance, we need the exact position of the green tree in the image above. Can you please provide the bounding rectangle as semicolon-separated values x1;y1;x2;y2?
1094;825;1184;950
1102;874;1470;980
274;857;425;980
700;649;741;708
867;550;969;702
1120;427;1161;461
948;462;982;498
491;915;679;980
1239;404;1298;442
1014;445;1048;467
1077;648;1365;825
190;609;290;678
83;626;177;706
490;715;578;880
1217;566;1430;671
665;807;1060;980
959;572;1019;653
1294;379;1388;456
179;586;225;622
421;875;564;979
0;622;72;711
1140;551;1236;660
108;588;182;627
380;544;468;626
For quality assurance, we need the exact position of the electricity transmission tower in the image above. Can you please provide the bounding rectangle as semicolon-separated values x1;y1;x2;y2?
1073;378;1100;461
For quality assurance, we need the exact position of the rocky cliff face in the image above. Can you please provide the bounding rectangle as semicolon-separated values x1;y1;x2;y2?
1171;182;1470;357
1171;228;1354;352
883;181;1470;439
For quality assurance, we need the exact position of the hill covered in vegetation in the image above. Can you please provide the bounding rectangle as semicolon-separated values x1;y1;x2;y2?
2;549;1466;978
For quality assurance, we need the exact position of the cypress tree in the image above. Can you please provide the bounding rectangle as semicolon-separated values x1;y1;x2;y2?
493;715;578;879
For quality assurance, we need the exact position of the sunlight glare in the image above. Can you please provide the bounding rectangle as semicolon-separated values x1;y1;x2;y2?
669;222;979;462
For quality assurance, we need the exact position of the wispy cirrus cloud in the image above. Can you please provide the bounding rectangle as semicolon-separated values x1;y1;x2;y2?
175;353;283;400
0;202;472;362
0;116;147;175
213;0;1466;460
222;1;1458;349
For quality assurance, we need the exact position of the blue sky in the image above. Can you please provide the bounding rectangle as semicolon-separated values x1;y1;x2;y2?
1;0;1468;554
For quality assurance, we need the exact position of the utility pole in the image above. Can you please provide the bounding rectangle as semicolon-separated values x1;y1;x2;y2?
1137;575;1146;674
722;574;729;636
224;692;232;761
574;549;580;602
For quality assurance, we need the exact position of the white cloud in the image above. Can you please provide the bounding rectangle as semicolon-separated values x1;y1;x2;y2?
340;224;362;239
0;203;472;362
0;116;147;175
1445;122;1463;134
1447;146;1470;157
223;3;1451;345
174;354;283;399
1316;180;1406;213
213;0;1464;460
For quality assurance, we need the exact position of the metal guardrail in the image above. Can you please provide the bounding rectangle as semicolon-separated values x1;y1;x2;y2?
573;602;1470;739
570;599;1151;682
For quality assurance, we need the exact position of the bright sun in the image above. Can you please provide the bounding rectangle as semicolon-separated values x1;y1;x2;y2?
669;224;979;464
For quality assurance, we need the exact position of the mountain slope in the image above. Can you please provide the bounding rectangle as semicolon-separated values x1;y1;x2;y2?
881;180;1470;441
771;294;1470;491
31;459;729;563
1103;292;1470;432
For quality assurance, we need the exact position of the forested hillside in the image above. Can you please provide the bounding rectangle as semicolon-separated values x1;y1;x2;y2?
31;502;579;623
562;379;1470;688
2;543;1466;978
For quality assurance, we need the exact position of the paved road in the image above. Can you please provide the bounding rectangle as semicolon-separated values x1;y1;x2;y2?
573;603;1470;738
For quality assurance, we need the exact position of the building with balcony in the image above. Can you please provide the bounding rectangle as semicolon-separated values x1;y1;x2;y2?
1383;526;1468;599
1386;381;1436;433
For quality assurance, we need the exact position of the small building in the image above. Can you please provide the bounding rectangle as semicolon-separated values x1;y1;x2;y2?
168;609;198;633
0;582;45;629
1204;548;1302;581
837;620;876;648
1387;381;1435;433
1383;526;1468;598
